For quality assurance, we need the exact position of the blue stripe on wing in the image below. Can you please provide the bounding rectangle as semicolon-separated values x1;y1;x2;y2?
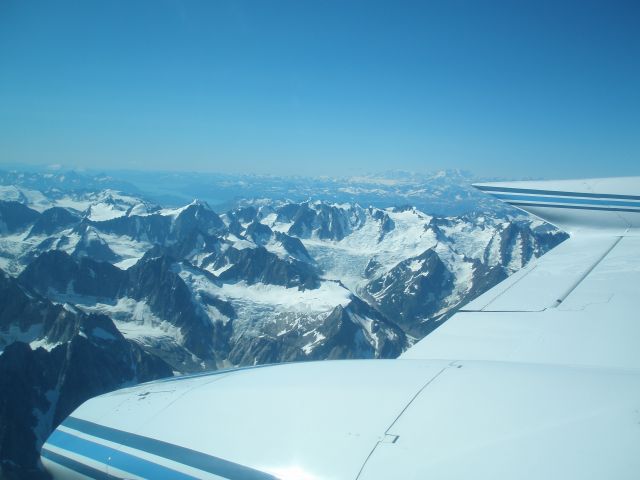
46;429;200;479
492;193;640;209
45;416;279;480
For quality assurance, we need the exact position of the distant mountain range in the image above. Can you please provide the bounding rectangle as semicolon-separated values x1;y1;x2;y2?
0;169;567;478
0;167;514;215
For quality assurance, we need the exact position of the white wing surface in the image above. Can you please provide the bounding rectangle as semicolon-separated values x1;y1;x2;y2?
41;177;640;480
403;177;640;369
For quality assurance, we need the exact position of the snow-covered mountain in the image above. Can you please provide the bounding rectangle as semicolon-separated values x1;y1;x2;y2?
0;171;569;477
1;188;567;372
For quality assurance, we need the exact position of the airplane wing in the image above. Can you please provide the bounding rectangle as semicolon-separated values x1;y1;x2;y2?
41;177;640;480
403;176;640;370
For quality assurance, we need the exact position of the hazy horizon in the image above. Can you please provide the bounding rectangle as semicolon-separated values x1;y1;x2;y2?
0;160;568;183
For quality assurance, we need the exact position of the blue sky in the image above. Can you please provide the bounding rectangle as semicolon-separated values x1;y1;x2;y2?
1;0;638;178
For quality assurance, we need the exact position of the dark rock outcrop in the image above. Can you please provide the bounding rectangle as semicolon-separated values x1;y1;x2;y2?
218;246;320;290
0;272;172;478
308;297;406;360
28;207;81;237
0;201;40;234
365;249;455;337
19;250;125;300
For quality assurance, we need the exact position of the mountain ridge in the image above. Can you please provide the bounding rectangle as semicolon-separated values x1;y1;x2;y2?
0;173;568;478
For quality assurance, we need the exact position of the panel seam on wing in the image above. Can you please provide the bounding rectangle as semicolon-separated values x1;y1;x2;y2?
354;363;453;479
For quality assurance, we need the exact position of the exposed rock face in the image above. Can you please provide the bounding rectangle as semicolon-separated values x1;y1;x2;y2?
77;201;224;247
28;207;80;237
88;213;172;243
123;252;230;365
0;342;56;480
0;271;172;479
218;246;320;290
285;203;366;241
171;202;226;239
0;269;78;350
226;294;407;365
71;226;119;263
0;201;40;234
308;297;406;360
366;249;455;337
19;250;125;300
18;250;233;372
227;334;306;366
369;207;395;241
245;220;273;245
274;232;314;264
